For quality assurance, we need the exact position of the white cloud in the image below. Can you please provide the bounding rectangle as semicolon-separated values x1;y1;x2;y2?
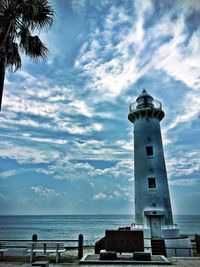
26;137;68;145
75;1;155;99
167;151;200;179
61;123;103;135
15;70;37;83
74;162;93;171
133;0;153;49
92;123;103;131
64;125;86;135
74;0;200;102
68;100;93;118
31;186;60;198
113;190;122;198
153;26;200;90
163;91;200;138
93;192;107;200
0;170;18;179
169;178;199;187
75;139;104;149
93;189;131;201
4;88;59;118
116;139;133;150
4;73;89;124
0;140;60;164
74;3;151;98
43;154;133;181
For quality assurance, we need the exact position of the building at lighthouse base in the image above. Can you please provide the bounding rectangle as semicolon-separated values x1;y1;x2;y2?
131;222;192;257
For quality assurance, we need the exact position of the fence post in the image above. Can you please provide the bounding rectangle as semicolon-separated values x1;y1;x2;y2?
189;248;191;257
78;234;83;259
32;234;37;242
195;234;200;254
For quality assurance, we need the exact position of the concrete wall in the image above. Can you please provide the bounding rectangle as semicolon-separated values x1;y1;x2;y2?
165;237;192;257
162;228;180;238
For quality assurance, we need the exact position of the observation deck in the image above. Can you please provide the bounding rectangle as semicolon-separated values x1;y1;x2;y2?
128;89;165;123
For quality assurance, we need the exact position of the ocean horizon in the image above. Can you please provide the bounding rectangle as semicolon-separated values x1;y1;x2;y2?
0;214;200;245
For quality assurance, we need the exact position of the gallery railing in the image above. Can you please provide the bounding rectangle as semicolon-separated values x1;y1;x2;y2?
129;99;162;113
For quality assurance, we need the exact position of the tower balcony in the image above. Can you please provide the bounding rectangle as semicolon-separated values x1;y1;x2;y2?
129;98;162;113
128;98;165;123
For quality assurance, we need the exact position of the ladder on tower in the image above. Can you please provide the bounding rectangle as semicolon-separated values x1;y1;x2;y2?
151;238;167;256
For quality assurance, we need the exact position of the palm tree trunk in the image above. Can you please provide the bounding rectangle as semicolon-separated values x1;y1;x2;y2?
0;0;6;111
0;58;6;111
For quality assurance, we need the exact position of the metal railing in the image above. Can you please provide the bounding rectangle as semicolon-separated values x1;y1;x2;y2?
131;223;145;229
161;224;179;229
0;240;197;258
0;234;84;259
129;99;162;113
131;224;179;230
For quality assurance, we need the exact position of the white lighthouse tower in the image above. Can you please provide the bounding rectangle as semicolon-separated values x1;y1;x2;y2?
128;90;192;256
128;89;173;238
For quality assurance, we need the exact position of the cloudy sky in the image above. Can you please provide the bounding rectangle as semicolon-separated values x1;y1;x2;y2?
0;0;200;215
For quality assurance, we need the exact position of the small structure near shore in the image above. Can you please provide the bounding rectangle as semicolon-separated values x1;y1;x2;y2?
95;229;149;261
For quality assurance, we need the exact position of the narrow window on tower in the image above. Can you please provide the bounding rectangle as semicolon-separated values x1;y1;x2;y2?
148;178;156;189
146;145;153;156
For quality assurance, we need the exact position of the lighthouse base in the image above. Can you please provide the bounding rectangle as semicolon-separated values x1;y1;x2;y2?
131;225;192;257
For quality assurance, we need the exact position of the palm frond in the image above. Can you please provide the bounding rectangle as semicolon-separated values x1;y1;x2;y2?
18;25;31;46
21;0;54;30
6;42;21;71
0;0;8;14
20;34;48;59
0;0;13;34
0;0;54;110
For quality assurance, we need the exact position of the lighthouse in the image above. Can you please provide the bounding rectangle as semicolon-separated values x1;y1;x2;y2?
94;89;192;258
128;89;174;238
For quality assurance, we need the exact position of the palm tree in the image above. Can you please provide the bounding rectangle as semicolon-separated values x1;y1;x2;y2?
0;0;54;110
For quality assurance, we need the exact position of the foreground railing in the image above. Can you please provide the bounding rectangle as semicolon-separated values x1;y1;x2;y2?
0;234;84;259
0;236;198;259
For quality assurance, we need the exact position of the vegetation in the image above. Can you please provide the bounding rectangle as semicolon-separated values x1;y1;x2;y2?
0;0;54;110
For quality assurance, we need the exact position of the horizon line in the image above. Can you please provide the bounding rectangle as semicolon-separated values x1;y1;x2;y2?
0;213;200;216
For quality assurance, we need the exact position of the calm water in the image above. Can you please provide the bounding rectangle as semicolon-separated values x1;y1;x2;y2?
0;215;199;245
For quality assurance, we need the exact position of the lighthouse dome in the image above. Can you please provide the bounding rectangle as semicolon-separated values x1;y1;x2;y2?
136;89;154;109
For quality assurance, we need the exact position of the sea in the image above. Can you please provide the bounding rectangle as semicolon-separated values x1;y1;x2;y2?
0;215;200;245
